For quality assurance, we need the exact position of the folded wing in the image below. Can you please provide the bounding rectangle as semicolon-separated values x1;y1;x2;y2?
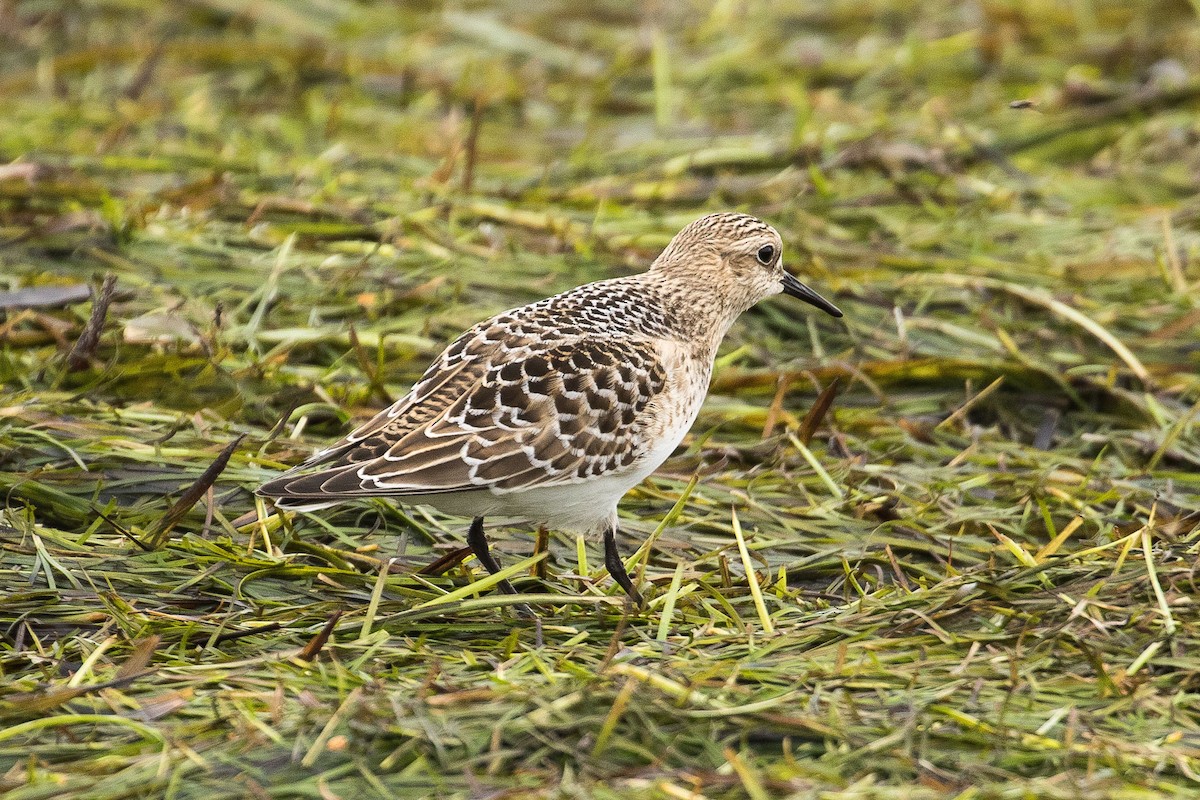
257;318;668;505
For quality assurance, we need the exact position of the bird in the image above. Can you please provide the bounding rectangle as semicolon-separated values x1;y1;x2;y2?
256;212;842;604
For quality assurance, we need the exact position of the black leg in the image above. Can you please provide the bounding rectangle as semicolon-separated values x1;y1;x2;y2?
467;516;519;596
604;525;644;606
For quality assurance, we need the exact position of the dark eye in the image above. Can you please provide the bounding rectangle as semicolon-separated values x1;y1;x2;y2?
756;244;775;265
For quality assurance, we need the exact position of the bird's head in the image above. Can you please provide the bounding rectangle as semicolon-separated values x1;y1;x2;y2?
651;212;842;319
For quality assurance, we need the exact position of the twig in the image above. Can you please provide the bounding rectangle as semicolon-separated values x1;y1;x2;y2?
66;274;117;371
461;95;485;194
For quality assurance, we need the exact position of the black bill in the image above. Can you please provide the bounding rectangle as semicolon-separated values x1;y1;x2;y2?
781;272;842;318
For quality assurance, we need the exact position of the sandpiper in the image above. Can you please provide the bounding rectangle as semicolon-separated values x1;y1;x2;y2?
257;213;842;603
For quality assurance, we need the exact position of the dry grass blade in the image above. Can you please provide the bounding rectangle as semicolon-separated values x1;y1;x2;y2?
113;635;160;680
120;41;164;101
797;375;840;445
417;545;474;576
146;434;245;547
297;610;343;661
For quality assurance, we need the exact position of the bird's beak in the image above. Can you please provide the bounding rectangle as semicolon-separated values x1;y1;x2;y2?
781;272;842;318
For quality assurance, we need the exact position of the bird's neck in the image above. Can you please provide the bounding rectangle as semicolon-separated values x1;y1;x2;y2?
631;271;744;356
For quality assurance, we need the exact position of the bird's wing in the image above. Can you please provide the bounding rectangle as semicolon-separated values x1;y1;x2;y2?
256;324;669;503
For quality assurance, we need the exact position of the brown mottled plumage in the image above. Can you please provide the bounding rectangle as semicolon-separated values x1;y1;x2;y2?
257;212;842;603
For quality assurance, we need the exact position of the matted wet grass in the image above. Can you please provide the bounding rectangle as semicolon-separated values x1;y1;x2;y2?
2;1;1200;797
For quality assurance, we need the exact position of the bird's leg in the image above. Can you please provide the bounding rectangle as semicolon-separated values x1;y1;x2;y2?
467;516;519;596
604;524;644;606
533;526;550;580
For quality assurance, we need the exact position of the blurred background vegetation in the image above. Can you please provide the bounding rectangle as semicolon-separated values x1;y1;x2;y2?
2;1;1199;798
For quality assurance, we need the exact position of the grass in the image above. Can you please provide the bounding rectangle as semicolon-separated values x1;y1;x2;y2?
2;1;1200;797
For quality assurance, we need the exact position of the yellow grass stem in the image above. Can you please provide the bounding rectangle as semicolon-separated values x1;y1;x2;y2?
359;557;393;641
1036;516;1085;561
591;677;638;757
413;553;546;609
630;473;699;580
786;432;844;500
1141;507;1175;637
936;376;1005;430
301;687;363;767
656;562;686;641
731;508;774;634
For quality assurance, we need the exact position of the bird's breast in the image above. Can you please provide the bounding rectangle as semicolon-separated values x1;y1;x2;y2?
632;339;713;475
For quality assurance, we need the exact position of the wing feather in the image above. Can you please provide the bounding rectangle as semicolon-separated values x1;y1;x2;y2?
257;317;668;505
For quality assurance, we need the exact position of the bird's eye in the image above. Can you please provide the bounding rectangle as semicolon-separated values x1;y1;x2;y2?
756;244;776;265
